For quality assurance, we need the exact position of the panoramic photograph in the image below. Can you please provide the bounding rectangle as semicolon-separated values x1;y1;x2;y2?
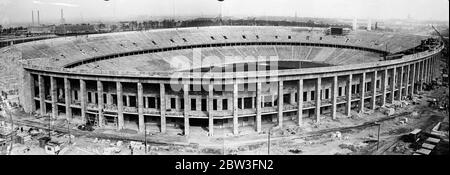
0;0;448;156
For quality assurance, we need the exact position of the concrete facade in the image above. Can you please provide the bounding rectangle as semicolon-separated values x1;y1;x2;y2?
17;30;444;137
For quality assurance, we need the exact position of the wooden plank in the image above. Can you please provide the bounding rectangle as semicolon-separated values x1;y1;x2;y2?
416;148;431;155
410;129;421;135
422;143;435;150
425;137;440;144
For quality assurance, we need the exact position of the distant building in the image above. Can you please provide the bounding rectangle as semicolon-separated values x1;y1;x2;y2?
352;18;358;30
55;24;97;35
325;27;350;35
27;25;55;35
119;21;139;31
95;23;112;33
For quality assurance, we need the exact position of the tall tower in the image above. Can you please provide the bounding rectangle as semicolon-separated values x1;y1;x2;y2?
60;9;66;24
37;10;40;25
352;18;358;30
31;11;35;26
367;19;372;31
218;0;224;25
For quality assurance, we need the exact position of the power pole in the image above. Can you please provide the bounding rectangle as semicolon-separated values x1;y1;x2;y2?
9;106;14;155
144;122;147;154
376;122;381;150
48;114;51;139
67;119;71;144
267;132;270;155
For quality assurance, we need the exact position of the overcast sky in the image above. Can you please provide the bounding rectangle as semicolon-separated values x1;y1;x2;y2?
0;0;448;26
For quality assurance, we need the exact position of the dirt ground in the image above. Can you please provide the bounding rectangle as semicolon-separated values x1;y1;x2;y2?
3;86;448;155
228;91;449;155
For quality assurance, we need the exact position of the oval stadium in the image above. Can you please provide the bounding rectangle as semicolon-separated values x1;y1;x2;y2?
0;26;444;137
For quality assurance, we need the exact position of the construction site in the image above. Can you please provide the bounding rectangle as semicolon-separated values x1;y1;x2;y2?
0;0;449;156
1;64;448;155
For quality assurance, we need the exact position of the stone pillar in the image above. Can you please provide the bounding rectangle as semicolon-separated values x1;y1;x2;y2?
422;60;426;90
297;79;303;126
390;67;396;103
217;98;222;111
422;59;427;84
430;57;433;80
404;65;410;97
434;56;439;78
196;97;201;111
315;77;321;123
415;62;419;93
431;55;436;80
290;92;295;105
397;66;403;101
414;62;419;92
117;82;124;130
431;55;437;80
428;58;433;82
251;97;255;109
64;78;71;120
371;71;377;110
80;79;86;124
145;97;149;108
435;56;438;77
359;72;366;113
381;69;387;106
431;55;439;79
137;82;144;133
429;57;432;80
97;81;104;127
424;59;429;84
256;82;262;132
271;95;274;107
50;77;57;118
435;56;438;78
233;81;239;135
183;84;190;136
208;83;214;136
425;57;431;83
346;74;352;117
419;61;424;92
410;64;416;97
331;76;338;119
278;81;283;127
28;73;36;112
38;75;45;116
160;83;166;133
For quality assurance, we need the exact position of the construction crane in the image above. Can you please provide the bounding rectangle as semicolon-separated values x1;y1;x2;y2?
432;25;448;49
431;25;449;85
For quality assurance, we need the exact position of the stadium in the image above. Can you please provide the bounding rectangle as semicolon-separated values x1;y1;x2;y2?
0;26;444;137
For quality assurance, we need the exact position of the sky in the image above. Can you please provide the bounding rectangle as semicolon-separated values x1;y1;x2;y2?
0;0;449;26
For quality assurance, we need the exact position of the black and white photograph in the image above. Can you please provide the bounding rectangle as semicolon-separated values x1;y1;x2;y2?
0;0;448;163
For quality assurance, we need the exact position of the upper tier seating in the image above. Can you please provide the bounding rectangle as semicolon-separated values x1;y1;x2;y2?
14;26;426;69
73;45;382;72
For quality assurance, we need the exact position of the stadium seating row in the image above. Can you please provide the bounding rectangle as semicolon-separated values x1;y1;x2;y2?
13;26;425;69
